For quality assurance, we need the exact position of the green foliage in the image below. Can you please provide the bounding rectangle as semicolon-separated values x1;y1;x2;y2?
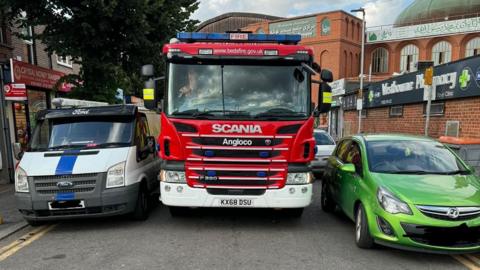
7;0;199;103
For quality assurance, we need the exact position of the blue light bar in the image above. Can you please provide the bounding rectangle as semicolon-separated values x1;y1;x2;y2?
177;32;301;45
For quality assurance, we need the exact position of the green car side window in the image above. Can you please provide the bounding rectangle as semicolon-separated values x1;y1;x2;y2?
345;142;363;176
335;140;351;162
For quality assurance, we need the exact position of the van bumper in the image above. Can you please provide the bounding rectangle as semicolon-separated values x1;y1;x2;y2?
15;183;140;221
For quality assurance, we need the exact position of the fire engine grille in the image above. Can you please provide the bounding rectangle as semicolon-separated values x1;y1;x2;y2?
191;137;283;146
192;149;281;158
32;173;101;195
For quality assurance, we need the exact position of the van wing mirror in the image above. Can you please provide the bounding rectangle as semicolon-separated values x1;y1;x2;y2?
13;142;23;160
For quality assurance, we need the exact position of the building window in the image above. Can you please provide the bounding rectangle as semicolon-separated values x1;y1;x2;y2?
400;44;419;72
0;24;7;44
56;55;73;68
372;47;389;73
389;106;403;117
432;41;452;66
423;102;445;116
360;109;367;118
466;37;480;57
21;26;34;64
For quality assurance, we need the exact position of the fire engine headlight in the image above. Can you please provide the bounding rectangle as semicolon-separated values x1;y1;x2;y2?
15;167;29;193
286;173;312;185
160;170;186;183
106;162;126;189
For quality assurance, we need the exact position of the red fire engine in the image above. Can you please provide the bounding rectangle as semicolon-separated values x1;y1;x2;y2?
142;32;332;217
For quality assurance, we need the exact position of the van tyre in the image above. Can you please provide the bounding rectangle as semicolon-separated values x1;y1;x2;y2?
169;206;188;217
26;219;45;227
321;181;336;213
132;183;149;221
284;208;304;218
355;203;374;249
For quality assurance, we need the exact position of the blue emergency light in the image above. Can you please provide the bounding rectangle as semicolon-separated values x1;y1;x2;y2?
177;32;301;45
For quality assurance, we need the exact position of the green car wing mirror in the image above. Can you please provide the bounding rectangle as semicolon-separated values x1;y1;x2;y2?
339;163;356;174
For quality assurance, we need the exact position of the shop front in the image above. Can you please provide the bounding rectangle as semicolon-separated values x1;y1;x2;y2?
4;59;69;167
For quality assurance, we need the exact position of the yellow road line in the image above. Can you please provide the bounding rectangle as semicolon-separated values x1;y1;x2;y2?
452;255;480;270
0;224;56;262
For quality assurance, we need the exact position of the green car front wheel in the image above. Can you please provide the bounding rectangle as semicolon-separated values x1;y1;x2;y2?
355;204;374;249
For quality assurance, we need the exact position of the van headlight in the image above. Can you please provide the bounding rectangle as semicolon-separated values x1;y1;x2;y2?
377;187;412;215
106;162;126;188
15;167;29;193
160;170;186;183
286;173;312;185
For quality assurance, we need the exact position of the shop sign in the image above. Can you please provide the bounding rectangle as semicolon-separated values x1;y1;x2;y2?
269;16;317;38
367;16;480;43
10;59;69;92
4;83;27;101
330;79;345;96
364;55;480;108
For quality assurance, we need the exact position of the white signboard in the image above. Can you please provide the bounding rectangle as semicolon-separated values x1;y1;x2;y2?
269;16;317;38
367;17;480;43
329;79;345;96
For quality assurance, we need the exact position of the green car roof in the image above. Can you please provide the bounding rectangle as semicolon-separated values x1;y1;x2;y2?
352;133;435;142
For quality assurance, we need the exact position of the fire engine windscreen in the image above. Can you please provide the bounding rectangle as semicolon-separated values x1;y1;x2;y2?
167;63;309;119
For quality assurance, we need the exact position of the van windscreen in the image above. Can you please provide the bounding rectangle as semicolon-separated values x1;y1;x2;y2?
30;117;134;151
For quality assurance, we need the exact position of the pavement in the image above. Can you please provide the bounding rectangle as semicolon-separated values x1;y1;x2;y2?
0;182;466;270
0;184;28;241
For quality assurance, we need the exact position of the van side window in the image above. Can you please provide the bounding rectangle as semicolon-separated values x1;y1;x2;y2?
135;116;149;161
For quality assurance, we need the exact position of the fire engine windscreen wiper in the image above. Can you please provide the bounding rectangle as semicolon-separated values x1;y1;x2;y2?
172;110;250;118
48;144;87;150
254;108;307;119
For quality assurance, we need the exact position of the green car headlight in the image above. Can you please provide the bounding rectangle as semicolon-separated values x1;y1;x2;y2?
377;187;412;215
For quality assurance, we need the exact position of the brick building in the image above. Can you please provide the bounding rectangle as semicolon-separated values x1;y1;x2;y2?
335;0;480;140
0;21;80;182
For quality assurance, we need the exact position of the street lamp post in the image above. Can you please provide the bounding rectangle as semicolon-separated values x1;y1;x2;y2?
351;8;365;134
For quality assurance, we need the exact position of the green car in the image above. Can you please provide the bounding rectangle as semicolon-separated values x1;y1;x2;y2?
321;134;480;253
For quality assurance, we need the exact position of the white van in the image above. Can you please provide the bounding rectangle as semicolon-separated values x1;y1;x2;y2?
14;105;161;225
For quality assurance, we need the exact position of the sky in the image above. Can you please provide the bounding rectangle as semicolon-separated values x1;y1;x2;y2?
192;0;415;27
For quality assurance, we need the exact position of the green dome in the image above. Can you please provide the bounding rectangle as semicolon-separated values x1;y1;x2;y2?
395;0;480;26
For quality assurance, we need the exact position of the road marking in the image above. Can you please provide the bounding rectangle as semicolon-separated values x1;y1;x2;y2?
0;224;56;262
452;255;480;270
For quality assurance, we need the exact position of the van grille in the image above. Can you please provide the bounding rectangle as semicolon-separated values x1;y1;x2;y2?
32;173;100;195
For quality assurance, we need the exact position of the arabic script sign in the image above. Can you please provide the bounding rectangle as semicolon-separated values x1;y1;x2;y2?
367;17;480;43
269;16;317;38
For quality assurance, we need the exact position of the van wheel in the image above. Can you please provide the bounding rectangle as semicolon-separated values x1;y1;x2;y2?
321;181;336;213
355;203;374;249
26;219;45;227
132;184;149;221
169;206;188;217
284;208;304;218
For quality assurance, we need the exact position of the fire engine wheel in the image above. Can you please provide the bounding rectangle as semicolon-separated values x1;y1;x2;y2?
283;208;304;218
168;206;189;217
131;183;149;221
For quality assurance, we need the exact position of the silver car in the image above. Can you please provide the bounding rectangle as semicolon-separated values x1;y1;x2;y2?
311;129;336;178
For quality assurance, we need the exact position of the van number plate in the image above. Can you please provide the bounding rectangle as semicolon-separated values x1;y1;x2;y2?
218;199;253;207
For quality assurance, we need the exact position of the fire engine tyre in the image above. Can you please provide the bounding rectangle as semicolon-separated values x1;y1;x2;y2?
131;183;149;221
168;206;189;217
283;208;304;218
321;181;336;213
355;203;374;249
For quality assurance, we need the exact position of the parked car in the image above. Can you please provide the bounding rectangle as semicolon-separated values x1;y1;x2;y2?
311;129;336;178
321;134;480;253
14;105;161;225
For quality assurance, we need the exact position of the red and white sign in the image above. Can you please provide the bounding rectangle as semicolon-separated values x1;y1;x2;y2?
4;83;27;101
10;59;70;92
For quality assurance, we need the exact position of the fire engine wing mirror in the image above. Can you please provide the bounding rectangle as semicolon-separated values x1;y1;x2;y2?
141;64;154;77
320;69;333;83
13;142;23;160
314;82;332;115
293;68;305;83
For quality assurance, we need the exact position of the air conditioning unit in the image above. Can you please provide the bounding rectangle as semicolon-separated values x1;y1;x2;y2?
445;121;460;137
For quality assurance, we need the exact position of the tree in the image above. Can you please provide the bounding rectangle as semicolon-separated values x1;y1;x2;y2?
8;0;199;103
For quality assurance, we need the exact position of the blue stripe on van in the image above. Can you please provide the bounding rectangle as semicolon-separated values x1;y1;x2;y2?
55;150;80;175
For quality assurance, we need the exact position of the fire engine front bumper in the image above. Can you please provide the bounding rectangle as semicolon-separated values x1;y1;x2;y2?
160;183;313;208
